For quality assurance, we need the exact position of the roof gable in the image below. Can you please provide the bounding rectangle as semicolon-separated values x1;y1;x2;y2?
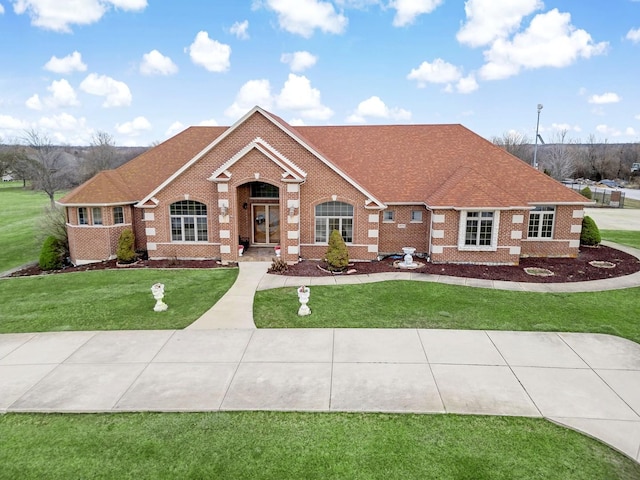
208;137;306;183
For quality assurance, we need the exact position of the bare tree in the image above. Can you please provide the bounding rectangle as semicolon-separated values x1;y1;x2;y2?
540;130;576;180
22;129;73;207
491;131;532;163
77;131;123;183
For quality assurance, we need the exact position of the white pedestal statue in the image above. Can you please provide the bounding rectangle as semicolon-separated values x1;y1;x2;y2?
297;286;311;316
151;283;168;312
401;247;417;268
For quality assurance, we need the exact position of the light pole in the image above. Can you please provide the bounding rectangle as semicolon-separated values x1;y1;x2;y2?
533;103;543;169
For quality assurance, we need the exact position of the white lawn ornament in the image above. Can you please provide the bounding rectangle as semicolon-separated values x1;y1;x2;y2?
151;283;168;312
297;285;311;316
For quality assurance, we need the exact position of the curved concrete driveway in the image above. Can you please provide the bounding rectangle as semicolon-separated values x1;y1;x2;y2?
1;328;639;462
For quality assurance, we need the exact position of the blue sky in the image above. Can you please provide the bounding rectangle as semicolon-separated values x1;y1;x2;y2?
0;0;639;146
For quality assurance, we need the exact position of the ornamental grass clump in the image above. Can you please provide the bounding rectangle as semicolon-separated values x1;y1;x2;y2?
325;229;349;272
39;235;64;270
116;228;137;263
580;215;601;246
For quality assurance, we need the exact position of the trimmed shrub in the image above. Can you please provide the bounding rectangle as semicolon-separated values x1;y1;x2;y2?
116;228;137;263
325;229;349;272
580;186;592;200
39;235;63;270
580;215;601;246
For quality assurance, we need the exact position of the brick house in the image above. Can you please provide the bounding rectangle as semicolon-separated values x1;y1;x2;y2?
59;106;590;266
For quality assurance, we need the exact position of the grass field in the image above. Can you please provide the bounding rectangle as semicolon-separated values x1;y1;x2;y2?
0;268;237;332
602;229;640;249
1;412;638;480
0;182;60;272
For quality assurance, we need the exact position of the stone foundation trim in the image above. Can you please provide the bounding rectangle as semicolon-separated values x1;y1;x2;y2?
144;212;155;221
287;230;299;239
570;224;582;233
432;214;445;223
432;229;444;239
431;245;444;254
368;214;379;223
367;244;378;253
287;245;299;255
220;245;231;254
512;214;524;224
511;230;522;239
147;242;157;251
145;227;156;236
368;229;379;238
572;209;585;218
219;230;231;238
509;246;521;255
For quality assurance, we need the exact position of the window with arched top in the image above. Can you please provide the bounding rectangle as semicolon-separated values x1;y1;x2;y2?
170;200;208;242
315;201;353;243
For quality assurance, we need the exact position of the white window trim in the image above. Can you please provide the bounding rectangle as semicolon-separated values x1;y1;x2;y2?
170;201;209;242
410;210;423;223
382;210;395;223
457;210;500;252
527;206;556;240
314;217;353;244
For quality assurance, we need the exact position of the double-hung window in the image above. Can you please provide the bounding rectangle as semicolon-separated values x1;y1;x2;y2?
459;211;498;250
170;201;208;242
528;206;555;239
315;201;353;243
92;207;103;225
113;207;124;224
78;207;88;225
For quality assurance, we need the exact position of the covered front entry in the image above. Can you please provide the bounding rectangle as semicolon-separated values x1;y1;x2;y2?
252;204;280;245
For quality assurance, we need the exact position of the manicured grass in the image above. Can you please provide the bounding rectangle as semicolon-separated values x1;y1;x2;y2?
0;182;60;272
255;282;640;342
602;229;640;249
0;268;237;332
1;412;637;480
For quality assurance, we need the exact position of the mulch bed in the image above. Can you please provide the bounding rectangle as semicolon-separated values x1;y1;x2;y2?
8;245;640;284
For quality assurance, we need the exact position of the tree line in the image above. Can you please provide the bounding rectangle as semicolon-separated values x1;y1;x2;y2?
492;131;640;182
0;130;148;206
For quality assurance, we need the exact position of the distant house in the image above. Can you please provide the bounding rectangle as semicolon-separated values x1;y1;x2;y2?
2;174;13;182
59;106;589;266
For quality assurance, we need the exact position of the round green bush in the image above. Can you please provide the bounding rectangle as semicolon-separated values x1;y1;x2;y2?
580;186;592;200
580;215;601;246
117;228;137;263
325;229;349;271
39;235;63;270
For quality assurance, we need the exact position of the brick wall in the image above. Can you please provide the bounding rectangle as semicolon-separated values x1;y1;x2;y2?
520;205;582;258
378;205;430;255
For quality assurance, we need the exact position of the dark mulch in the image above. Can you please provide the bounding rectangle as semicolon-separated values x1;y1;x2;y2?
8;245;640;284
277;245;640;283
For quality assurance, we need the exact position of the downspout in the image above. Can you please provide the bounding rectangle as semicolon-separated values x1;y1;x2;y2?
428;208;433;262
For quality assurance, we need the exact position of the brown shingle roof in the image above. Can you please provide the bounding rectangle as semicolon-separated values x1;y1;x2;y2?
60;108;588;209
60;126;227;205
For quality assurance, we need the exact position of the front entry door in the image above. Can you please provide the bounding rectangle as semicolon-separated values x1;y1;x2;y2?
252;205;280;245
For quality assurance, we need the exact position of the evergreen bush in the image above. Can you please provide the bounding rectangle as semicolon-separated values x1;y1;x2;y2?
39;235;63;270
116;228;137;263
580;186;592;200
580;215;601;246
325;229;349;271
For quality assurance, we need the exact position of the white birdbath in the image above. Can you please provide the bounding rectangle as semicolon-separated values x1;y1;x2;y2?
297;286;311;316
401;247;417;268
151;283;168;312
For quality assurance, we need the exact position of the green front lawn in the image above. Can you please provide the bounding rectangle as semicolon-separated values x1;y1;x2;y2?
0;269;237;332
0;182;61;273
1;412;637;480
602;229;640;249
255;282;640;343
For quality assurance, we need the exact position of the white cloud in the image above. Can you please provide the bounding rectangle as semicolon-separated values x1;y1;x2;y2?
457;0;542;47
259;0;347;37
636;114;640;120
13;0;147;33
165;121;185;137
390;0;443;27
37;113;92;144
588;92;621;104
626;28;640;44
289;118;306;126
225;79;273;119
276;73;333;120
230;20;249;39
140;49;178;76
0;114;29;130
198;118;218;126
595;124;622;137
43;51;87;73
26;79;80;110
334;0;379;7
280;51;318;72
0;4;4;14
38;112;86;131
479;9;608;80
46;79;80;107
625;127;637;136
551;123;581;132
407;58;462;87
26;94;43;110
346;96;411;123
116;116;152;136
456;74;479;94
80;73;132;107
188;31;231;72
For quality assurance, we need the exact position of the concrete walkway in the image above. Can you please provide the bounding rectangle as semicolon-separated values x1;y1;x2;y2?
1;328;639;461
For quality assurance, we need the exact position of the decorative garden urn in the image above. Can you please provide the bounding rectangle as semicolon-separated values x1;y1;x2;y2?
297;285;311;316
